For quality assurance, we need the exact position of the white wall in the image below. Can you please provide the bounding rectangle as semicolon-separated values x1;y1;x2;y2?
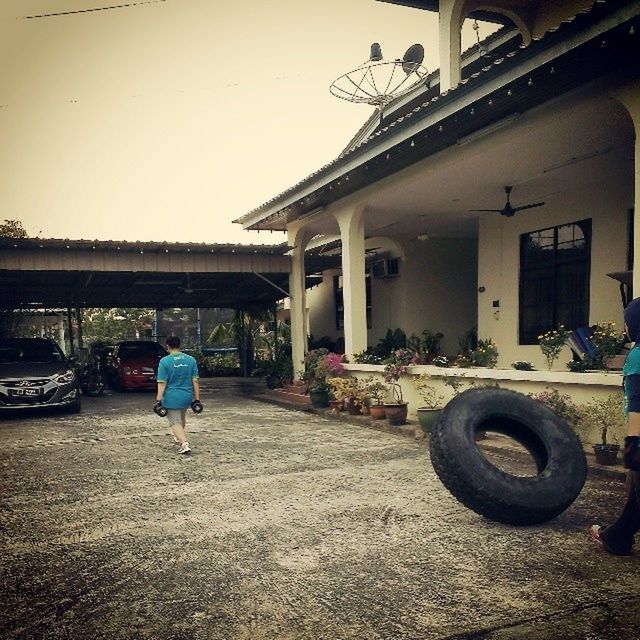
306;236;478;356
385;237;478;357
478;173;632;369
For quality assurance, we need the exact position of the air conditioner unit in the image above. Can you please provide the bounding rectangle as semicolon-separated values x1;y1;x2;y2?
372;258;400;279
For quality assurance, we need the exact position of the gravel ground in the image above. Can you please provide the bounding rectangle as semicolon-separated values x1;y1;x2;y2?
1;378;640;640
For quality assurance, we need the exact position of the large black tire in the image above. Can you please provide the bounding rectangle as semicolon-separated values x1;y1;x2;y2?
429;387;587;526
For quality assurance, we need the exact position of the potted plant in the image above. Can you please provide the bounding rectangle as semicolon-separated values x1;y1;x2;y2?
412;373;446;433
261;351;294;389
590;321;627;369
328;376;363;414
382;348;418;425
538;325;570;370
303;349;345;408
363;376;388;420
582;393;624;465
421;329;444;362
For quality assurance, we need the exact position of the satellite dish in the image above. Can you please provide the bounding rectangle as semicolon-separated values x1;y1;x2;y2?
330;42;428;124
402;44;424;75
370;42;383;62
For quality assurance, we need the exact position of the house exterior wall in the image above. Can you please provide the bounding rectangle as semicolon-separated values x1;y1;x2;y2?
478;173;632;370
307;272;339;343
385;237;477;357
307;237;477;356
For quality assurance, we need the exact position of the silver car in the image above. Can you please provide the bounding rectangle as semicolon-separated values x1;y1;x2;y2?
0;338;81;413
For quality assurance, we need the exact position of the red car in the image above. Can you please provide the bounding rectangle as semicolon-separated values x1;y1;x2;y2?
106;341;167;390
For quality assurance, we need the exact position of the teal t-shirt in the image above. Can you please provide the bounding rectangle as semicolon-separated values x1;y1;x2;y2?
157;352;199;409
623;346;640;416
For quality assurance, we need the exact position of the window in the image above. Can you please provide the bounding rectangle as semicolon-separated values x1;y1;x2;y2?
519;220;591;344
334;273;372;331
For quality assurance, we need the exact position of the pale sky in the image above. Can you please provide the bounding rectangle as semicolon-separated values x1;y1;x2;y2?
0;0;495;244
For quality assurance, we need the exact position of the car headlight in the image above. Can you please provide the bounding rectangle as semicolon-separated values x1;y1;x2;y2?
55;369;76;384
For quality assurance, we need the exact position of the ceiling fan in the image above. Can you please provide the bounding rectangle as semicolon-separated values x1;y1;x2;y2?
469;186;545;217
180;273;216;294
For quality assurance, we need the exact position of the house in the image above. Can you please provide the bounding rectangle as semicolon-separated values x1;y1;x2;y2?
235;0;640;441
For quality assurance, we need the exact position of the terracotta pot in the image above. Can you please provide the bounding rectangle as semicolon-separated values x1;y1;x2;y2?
416;407;442;433
593;444;620;465
328;399;343;413
384;403;408;425
605;354;626;370
369;404;386;420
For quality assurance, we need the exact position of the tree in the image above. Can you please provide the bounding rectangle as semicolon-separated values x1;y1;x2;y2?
81;308;154;344
209;306;273;375
0;219;28;238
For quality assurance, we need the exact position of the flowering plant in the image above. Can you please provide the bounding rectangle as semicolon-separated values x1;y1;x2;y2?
353;349;384;365
362;376;388;405
432;355;449;368
412;374;446;410
327;376;361;403
589;321;626;368
453;338;498;368
383;348;418;403
303;349;345;391
530;387;582;428
538;325;570;370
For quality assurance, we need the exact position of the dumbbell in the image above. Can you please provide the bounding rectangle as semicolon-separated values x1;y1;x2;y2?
191;400;204;414
153;401;168;417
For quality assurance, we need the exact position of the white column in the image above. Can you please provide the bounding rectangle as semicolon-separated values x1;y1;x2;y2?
614;82;640;297
287;224;309;377
334;206;367;359
438;0;463;93
58;320;66;354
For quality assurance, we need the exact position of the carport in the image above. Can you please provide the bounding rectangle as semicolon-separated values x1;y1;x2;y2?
0;237;292;309
0;237;296;364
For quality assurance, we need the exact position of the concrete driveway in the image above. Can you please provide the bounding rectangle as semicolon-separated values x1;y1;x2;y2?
1;378;640;640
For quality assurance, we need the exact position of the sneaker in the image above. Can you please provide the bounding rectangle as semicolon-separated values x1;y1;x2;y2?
587;524;632;556
177;442;191;455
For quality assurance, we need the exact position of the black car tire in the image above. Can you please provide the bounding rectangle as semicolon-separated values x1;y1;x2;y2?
429;388;587;526
67;398;82;414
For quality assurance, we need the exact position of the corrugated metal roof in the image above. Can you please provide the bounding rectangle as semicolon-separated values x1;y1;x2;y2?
0;237;289;255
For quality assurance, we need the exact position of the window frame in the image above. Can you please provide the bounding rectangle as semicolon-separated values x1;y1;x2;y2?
334;272;372;331
518;219;592;345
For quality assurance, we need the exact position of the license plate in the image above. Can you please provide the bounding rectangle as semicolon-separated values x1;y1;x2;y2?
10;388;42;397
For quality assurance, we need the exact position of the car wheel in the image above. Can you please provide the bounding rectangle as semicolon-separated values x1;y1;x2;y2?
67;398;82;414
429;388;587;526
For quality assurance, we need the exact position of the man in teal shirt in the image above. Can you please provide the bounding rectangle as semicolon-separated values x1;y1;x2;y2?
155;336;200;454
